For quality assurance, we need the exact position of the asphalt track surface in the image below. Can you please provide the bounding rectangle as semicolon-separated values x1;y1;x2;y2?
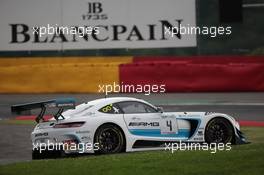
0;93;264;165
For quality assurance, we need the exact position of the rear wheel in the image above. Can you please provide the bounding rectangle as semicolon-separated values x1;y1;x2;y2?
32;149;42;160
94;124;125;154
205;118;234;144
32;149;65;160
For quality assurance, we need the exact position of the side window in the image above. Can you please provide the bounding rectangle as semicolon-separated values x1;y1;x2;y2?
98;103;121;114
118;101;157;114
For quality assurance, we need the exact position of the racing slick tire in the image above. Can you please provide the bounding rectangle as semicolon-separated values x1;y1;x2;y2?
94;123;125;154
205;117;234;144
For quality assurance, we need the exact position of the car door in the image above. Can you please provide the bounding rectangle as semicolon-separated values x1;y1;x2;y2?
120;101;162;137
159;113;182;138
160;112;194;140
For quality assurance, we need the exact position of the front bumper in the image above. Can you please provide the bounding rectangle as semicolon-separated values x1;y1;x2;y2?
234;128;249;144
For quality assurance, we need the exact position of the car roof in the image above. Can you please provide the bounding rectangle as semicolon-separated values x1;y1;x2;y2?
62;97;156;117
87;97;142;106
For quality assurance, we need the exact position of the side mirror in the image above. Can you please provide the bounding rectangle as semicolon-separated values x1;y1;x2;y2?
157;107;164;113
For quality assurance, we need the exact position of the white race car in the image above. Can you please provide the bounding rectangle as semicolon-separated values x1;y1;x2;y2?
12;97;247;159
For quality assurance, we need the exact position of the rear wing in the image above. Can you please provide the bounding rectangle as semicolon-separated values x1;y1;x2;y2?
11;98;76;123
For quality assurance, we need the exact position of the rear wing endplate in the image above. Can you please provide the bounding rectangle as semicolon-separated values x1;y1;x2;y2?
11;98;76;123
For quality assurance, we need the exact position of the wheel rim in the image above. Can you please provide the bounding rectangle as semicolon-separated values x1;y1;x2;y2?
206;120;233;143
98;128;122;153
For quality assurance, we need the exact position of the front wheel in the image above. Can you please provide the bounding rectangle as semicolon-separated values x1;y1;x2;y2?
94;124;125;154
205;118;234;144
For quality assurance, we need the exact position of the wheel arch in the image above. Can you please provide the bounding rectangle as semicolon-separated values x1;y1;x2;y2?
93;122;127;152
206;113;238;130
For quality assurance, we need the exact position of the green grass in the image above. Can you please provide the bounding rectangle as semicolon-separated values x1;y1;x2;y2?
0;127;264;175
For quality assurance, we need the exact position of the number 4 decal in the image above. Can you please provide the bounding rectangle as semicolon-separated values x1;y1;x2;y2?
160;115;178;135
166;120;172;131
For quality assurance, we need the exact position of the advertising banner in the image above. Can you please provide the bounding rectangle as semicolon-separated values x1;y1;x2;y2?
0;0;196;51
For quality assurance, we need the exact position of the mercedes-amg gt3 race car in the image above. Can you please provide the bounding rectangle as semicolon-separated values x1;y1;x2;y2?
11;97;247;159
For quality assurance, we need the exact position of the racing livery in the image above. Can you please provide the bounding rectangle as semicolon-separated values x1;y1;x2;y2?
11;97;247;159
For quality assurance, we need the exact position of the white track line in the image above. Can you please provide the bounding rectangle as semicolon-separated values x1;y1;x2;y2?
157;102;264;106
243;3;264;8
